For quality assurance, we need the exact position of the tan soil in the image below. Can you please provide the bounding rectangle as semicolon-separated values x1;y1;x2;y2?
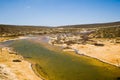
0;47;42;80
70;39;120;67
0;37;14;42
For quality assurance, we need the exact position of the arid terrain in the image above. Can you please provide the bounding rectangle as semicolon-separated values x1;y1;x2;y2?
0;21;120;80
70;39;120;67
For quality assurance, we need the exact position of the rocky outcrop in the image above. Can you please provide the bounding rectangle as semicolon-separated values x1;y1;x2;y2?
0;64;18;80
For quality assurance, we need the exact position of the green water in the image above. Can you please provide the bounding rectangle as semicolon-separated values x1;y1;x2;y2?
10;39;120;80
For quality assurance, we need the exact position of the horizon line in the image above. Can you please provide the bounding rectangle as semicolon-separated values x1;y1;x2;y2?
0;21;120;27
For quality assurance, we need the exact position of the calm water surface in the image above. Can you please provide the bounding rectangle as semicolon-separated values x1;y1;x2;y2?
9;37;120;80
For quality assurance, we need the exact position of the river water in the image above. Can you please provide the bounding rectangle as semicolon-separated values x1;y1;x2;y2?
2;36;120;80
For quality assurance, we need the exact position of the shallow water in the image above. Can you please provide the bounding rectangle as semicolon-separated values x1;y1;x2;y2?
10;38;120;80
0;40;14;48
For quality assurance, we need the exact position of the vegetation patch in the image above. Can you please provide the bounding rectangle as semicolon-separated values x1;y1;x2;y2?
12;59;21;62
94;43;104;46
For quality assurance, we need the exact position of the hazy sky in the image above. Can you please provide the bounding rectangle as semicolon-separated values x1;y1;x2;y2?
0;0;120;26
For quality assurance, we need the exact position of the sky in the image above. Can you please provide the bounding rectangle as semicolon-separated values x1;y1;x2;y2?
0;0;120;26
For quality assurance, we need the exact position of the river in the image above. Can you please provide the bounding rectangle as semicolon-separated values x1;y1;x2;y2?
2;36;120;80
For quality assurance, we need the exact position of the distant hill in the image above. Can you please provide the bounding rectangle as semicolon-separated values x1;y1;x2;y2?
57;21;120;28
56;21;120;38
0;24;51;36
0;21;120;38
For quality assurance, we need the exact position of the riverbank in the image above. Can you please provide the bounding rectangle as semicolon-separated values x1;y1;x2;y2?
0;36;30;43
0;37;17;42
32;36;120;67
69;39;120;67
0;37;43;80
48;35;120;67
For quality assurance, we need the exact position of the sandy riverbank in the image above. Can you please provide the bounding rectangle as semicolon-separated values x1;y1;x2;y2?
48;34;120;67
0;39;42;80
0;36;29;43
70;39;120;67
0;37;17;42
43;35;120;67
